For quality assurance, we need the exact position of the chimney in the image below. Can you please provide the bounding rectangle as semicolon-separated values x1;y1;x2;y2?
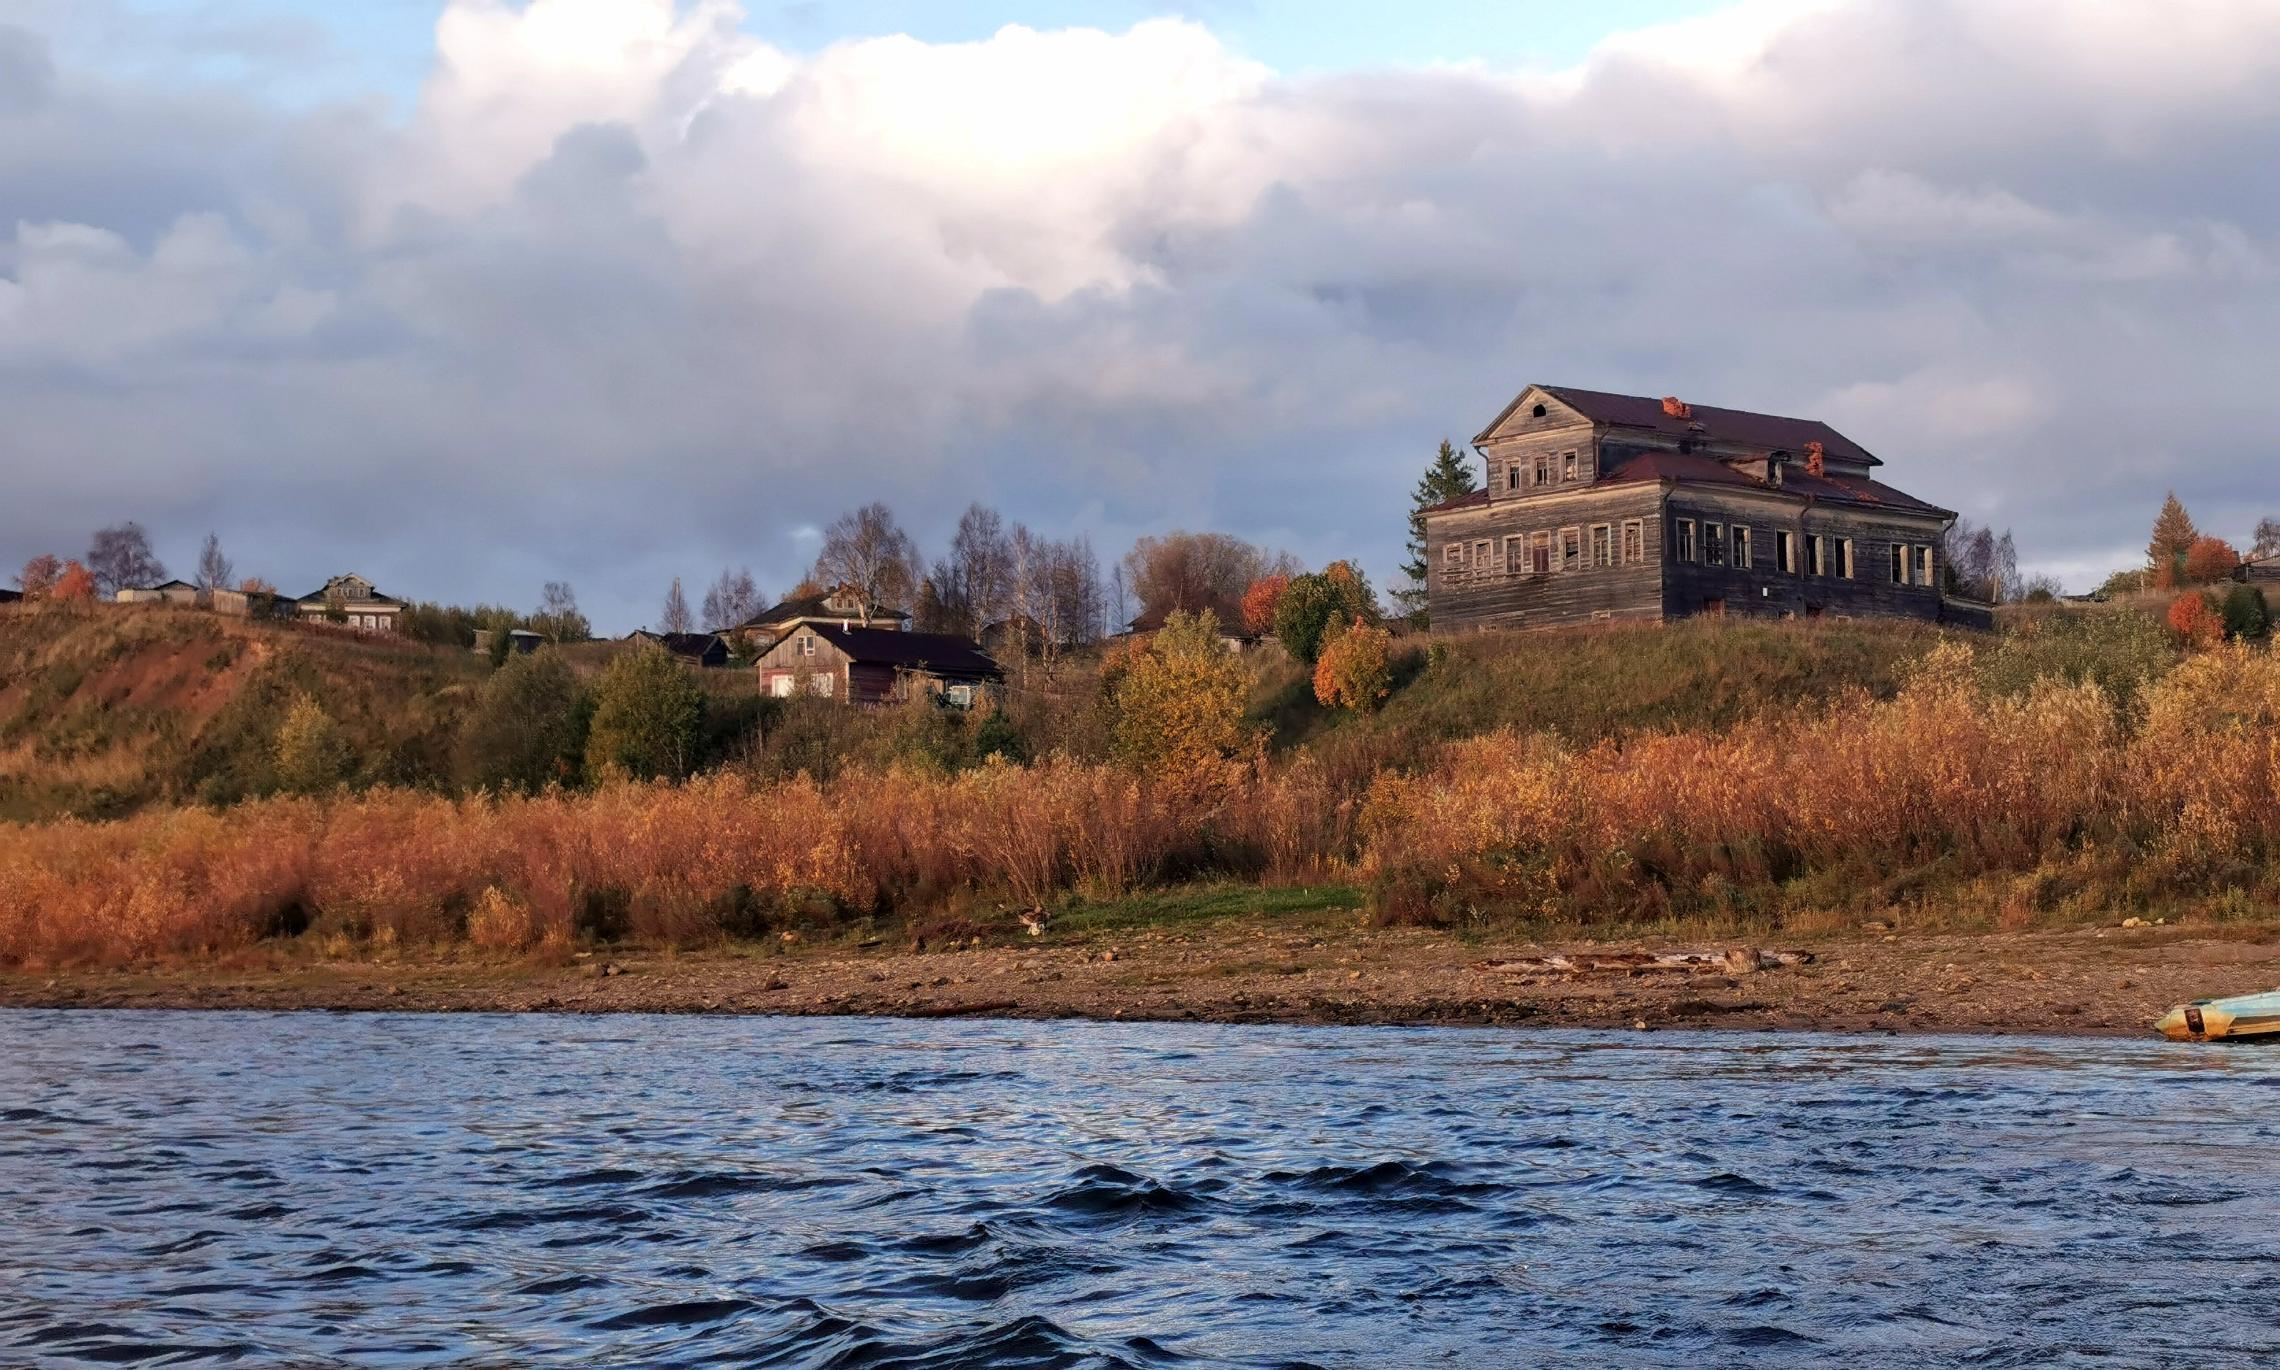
1804;440;1826;478
1660;396;1692;420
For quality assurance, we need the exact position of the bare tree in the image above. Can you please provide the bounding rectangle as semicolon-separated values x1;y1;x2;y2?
533;581;590;642
944;503;1013;637
194;533;233;604
1121;531;1277;619
2254;516;2280;561
660;577;692;635
86;521;165;597
700;567;763;632
1943;519;2019;602
810;502;921;620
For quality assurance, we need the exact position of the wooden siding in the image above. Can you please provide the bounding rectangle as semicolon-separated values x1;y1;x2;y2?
1660;489;1950;624
1427;484;1667;631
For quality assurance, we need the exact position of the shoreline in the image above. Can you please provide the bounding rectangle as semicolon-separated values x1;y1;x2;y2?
5;919;2273;1038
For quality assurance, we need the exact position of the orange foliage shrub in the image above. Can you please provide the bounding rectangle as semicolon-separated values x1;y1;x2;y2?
2168;592;2224;648
51;560;96;601
1242;575;1291;636
2183;536;2241;585
1313;617;1393;711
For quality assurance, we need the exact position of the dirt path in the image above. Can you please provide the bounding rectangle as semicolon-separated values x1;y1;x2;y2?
7;918;2276;1037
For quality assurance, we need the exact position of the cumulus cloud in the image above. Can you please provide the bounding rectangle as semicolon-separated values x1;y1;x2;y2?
2;0;2278;624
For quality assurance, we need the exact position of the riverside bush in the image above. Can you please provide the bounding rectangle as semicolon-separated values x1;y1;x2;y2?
7;638;2279;968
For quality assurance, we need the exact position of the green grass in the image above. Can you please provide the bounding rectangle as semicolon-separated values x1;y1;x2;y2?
1043;883;1364;938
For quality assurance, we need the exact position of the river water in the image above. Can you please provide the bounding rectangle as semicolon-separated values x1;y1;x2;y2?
3;1012;2276;1367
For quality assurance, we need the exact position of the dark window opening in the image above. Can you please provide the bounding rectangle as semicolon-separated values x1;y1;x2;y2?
1531;403;1547;417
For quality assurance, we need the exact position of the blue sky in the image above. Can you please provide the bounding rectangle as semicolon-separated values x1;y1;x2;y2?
104;0;1726;110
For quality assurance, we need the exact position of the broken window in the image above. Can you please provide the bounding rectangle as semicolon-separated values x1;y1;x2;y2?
1776;530;1797;574
1733;526;1752;570
1916;545;1935;587
1705;522;1726;567
1591;524;1613;567
1443;544;1462;579
1622;520;1644;565
1837;538;1855;579
1504;535;1524;574
1531;530;1552;574
1891;544;1909;585
1674;518;1697;563
1474;540;1492;575
1562;451;1578;482
1535;455;1552;486
1506;464;1520;492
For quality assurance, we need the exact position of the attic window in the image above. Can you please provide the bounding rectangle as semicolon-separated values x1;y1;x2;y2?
1531;403;1547;418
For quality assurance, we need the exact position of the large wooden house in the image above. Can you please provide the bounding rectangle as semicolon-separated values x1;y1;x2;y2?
295;573;404;633
1426;384;1975;633
733;586;908;650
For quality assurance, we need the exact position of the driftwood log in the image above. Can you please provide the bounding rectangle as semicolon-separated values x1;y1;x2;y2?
1474;948;1815;976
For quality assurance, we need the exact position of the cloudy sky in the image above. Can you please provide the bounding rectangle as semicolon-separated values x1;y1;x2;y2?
4;0;2276;630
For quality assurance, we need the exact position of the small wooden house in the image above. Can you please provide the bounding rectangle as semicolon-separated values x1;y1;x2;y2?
756;626;1001;706
114;579;200;606
1121;597;1259;652
472;628;544;656
295;574;404;633
631;630;730;668
1427;384;1969;633
733;586;908;650
2239;556;2280;589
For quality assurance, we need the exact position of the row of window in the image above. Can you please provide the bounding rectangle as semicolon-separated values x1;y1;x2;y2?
1499;449;1594;493
1442;517;1940;586
1444;519;1648;577
1671;518;1937;585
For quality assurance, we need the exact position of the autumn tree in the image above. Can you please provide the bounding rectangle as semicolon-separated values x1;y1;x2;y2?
16;554;62;599
2167;591;2224;650
1242;574;1292;636
459;650;589;794
1122;531;1284;622
699;567;762;633
51;561;96;602
2148;492;2198;586
585;643;705;781
1102;610;1257;773
274;694;349;794
1397;439;1477;620
86;521;165;597
1314;617;1393;711
239;576;277;595
928;503;1014;638
531;581;591;642
811;502;922;619
2182;536;2240;585
660;577;692;634
194;533;233;604
1274;561;1380;663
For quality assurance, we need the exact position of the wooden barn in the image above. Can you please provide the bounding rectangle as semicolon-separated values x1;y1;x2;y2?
1426;384;1973;634
756;626;1002;707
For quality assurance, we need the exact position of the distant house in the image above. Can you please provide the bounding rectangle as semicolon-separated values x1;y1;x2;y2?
115;579;200;606
296;573;405;633
1121;597;1260;653
733;585;909;650
472;628;545;657
630;630;730;668
209;586;295;620
2240;556;2280;589
755;625;1002;706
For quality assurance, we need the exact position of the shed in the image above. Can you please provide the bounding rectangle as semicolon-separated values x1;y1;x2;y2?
755;625;1001;706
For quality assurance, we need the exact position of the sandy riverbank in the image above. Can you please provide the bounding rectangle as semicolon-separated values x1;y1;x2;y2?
6;917;2276;1036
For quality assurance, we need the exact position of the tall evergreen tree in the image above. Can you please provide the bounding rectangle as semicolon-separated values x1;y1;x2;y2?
1396;439;1477;619
2148;491;2198;583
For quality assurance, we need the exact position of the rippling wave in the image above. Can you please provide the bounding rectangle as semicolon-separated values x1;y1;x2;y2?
3;1012;2278;1366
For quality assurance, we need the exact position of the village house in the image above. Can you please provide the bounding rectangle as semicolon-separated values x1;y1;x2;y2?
1119;597;1262;653
1426;384;1977;633
733;586;908;650
630;630;731;668
295;574;405;633
471;627;544;657
2238;555;2280;589
114;579;202;606
755;625;1002;707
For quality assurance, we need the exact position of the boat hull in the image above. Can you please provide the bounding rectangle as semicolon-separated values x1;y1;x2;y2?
2157;991;2280;1041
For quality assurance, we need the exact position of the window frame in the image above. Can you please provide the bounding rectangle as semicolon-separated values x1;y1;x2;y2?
1837;537;1855;580
1562;450;1579;482
1732;525;1753;570
1674;517;1698;564
1590;523;1613;568
1776;530;1797;574
1559;527;1583;573
1915;545;1935;587
1530;530;1552;575
1503;534;1524;575
1704;522;1726;567
1891;543;1909;585
1622;519;1644;565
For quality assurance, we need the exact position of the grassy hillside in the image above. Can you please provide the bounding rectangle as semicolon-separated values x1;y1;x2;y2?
1255;617;1963;769
0;605;493;821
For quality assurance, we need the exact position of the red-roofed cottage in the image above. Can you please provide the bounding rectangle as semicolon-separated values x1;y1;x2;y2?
1425;384;1980;632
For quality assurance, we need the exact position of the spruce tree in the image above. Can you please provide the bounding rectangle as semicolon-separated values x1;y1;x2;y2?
2148;492;2198;585
1396;439;1477;620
